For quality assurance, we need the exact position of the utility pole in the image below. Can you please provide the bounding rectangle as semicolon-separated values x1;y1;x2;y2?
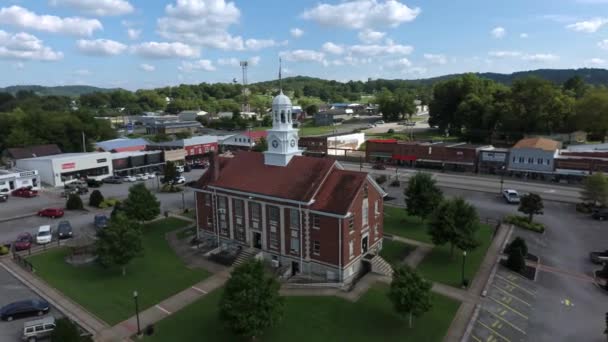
82;131;86;152
240;61;250;113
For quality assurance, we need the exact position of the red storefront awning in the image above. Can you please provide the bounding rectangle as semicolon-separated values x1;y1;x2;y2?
392;154;417;161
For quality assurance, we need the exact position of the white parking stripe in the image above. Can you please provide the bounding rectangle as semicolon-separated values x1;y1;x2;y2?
155;305;171;315
191;286;207;294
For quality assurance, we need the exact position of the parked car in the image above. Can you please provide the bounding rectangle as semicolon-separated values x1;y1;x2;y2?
36;226;52;245
374;120;385;125
22;316;56;341
173;176;186;184
144;172;156;179
176;165;185;173
183;164;192;172
94;214;108;231
502;189;521;204
86;178;103;188
38;208;64;218
135;173;149;181
12;187;38;198
366;123;375;129
0;299;50;321
592;208;608;221
103;176;123;184
14;233;34;251
0;193;7;202
590;250;608;264
61;187;87;197
122;175;137;182
57;221;73;239
65;180;88;190
372;163;386;170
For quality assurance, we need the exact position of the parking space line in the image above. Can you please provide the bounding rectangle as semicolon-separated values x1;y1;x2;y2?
477;321;512;342
492;285;531;306
495;274;536;296
471;335;483;342
155;305;171;315
482;308;526;335
488;296;529;320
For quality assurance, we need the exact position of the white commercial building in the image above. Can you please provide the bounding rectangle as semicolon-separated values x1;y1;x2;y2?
0;169;41;192
16;152;113;187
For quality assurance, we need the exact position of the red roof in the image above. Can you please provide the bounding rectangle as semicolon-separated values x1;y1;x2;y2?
367;139;397;144
202;151;336;203
243;131;268;140
310;169;367;215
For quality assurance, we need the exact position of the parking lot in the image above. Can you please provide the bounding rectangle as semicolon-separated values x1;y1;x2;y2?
471;267;537;342
0;266;62;342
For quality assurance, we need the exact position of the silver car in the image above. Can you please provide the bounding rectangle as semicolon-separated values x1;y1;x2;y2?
22;316;55;341
502;189;521;204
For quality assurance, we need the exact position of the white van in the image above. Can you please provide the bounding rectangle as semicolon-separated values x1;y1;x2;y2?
176;165;185;173
36;226;52;245
22;316;55;341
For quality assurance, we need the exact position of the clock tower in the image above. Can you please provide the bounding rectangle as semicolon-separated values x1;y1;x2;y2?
263;90;302;167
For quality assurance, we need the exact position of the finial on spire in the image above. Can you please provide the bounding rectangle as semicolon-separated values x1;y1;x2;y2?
279;58;283;94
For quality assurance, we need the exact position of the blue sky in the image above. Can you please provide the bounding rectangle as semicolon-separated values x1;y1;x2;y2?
1;0;608;90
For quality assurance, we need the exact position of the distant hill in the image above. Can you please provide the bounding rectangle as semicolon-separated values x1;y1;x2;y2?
0;85;119;97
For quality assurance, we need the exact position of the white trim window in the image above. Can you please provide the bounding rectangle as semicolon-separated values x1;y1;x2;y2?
362;198;369;228
348;216;354;233
290;209;300;255
234;199;245;242
206;216;213;229
268;206;280;250
204;193;211;207
349;240;354;259
313;240;320;256
374;223;379;240
312;214;320;230
250;202;261;230
218;196;228;236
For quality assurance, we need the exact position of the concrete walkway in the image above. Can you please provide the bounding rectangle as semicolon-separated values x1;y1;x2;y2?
0;257;109;335
403;245;433;268
390;235;433;248
96;270;231;342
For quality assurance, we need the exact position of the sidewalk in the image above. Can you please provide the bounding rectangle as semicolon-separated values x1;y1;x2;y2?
0;258;109;335
96;270;231;342
403;245;432;268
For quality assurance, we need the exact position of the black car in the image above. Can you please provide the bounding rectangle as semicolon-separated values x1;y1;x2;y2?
592;208;608;220
57;221;73;239
0;194;7;202
0;299;50;321
86;179;103;188
103;176;123;184
94;214;108;231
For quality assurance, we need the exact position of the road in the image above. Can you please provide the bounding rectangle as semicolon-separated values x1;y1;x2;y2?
342;162;583;204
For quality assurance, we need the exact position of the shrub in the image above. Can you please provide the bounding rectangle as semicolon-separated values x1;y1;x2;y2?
161;184;183;193
98;198;120;209
505;236;528;257
89;190;104;207
390;179;400;187
65;194;84;210
0;245;9;255
376;175;387;185
387;128;395;134
503;215;545;233
576;202;596;213
506;247;526;273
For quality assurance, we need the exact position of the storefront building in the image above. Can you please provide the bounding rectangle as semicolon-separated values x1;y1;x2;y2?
16;152;113;187
0;169;40;192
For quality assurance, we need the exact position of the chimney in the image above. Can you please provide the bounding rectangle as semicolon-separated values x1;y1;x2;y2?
211;151;220;182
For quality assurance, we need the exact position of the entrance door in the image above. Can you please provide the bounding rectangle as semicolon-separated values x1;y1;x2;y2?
291;261;300;276
9;180;14;190
362;236;369;254
253;232;262;249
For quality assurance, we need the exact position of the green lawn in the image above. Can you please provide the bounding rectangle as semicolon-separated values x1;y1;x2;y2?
416;225;493;287
146;285;460;342
379;239;414;265
28;218;210;325
383;206;433;244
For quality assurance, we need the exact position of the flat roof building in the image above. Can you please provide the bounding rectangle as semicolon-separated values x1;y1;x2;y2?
16;152;113;187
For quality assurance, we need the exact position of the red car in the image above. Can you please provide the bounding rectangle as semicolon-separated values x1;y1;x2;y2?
13;233;33;251
38;208;64;218
12;187;38;198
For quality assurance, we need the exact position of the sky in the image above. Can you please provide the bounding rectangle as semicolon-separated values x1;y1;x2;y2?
1;0;608;90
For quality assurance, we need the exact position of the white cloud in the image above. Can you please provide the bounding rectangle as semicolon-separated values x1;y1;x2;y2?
491;26;506;38
322;42;345;55
349;42;413;56
139;63;155;71
342;56;373;66
301;0;420;29
279;49;326;63
49;0;134;16
358;29;386;43
488;51;522;58
522;53;559;62
599;39;608;50
250;56;261;66
587;58;606;65
127;28;141;40
76;39;127;56
520;33;529;38
0;5;102;36
386;58;412;68
178;59;216;72
217;56;261;67
423;53;447;65
0;30;63;61
74;69;91;76
290;28;304;38
13;62;24;69
566;18;608;33
245;39;277;50
131;41;200;58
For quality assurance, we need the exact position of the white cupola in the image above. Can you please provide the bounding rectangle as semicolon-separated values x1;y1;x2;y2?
263;90;302;166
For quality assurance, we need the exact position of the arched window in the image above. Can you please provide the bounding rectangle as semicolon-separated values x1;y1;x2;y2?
281;110;285;123
274;110;279;123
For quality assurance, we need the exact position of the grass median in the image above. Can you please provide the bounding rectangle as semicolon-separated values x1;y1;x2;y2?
146;284;460;342
28;217;210;325
379;238;414;265
383;206;432;244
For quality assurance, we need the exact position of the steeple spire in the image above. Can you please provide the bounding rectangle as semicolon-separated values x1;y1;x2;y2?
279;58;283;93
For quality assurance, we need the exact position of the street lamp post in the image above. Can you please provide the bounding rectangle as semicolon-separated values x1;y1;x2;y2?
499;165;506;194
461;251;467;288
133;290;141;337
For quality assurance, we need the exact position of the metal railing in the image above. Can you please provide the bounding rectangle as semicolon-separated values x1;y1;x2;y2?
13;252;34;272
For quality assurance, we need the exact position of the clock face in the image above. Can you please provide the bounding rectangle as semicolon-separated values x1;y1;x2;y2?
272;140;279;148
290;139;296;147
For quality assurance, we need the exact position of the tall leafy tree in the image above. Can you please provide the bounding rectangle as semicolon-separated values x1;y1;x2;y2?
219;260;284;339
66;194;84;210
518;193;544;223
96;213;143;276
428;197;480;257
575;89;608;141
122;183;160;222
581;173;608;206
164;161;178;187
89;190;104;208
505;247;526;273
388;265;432;328
404;172;443;219
51;318;85;342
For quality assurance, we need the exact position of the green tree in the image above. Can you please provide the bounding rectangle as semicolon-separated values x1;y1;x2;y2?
518;193;544;223
563;75;588;99
388;265;432;328
305;104;319;116
575;89;608;141
66;194;84;210
96;213;143;276
504;236;528;257
50;318;82;342
164;161;178;187
174;131;192;139
581;173;608;206
122;183;160;222
219;260;284;340
252;136;268;152
505;247;526;273
88;190;104;208
428;198;480;257
404;172;443;219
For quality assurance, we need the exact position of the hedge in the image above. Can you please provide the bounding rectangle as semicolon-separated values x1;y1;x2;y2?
503;215;545;233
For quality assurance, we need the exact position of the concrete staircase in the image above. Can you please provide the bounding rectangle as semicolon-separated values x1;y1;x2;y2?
370;255;394;277
233;247;257;267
